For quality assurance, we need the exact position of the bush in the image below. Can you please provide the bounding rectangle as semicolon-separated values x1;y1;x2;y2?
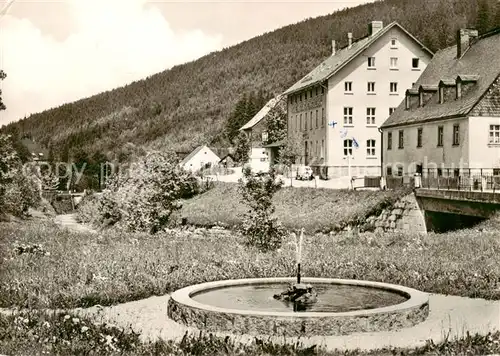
0;136;41;217
77;151;200;233
238;167;287;251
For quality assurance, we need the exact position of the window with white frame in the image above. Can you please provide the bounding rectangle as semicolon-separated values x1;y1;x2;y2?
390;82;398;93
366;107;376;125
321;139;325;158
315;110;319;128
390;57;398;69
391;38;398;48
310;111;313;130
366;139;376;156
343;139;353;156
367;82;375;93
299;113;302;130
305;113;308;130
343;107;353;125
489;125;500;144
321;108;325;126
344;81;353;93
389;107;397;115
368;57;376;68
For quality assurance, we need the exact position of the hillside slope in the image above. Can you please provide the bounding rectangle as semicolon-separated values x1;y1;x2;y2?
1;0;496;159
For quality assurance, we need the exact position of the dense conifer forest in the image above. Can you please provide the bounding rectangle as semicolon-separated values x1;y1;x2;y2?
2;0;500;162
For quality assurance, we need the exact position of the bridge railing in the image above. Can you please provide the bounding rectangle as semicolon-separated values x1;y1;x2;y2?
418;168;500;192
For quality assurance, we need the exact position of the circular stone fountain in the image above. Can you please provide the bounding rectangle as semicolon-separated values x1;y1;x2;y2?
167;277;429;337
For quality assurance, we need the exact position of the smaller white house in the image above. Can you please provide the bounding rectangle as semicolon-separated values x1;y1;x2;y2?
180;145;220;172
248;147;270;173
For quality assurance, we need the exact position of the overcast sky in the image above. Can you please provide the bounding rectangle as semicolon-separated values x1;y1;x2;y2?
0;0;374;126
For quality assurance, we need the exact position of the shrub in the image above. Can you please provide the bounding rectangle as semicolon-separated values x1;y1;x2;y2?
0;136;41;217
77;151;200;233
238;167;287;251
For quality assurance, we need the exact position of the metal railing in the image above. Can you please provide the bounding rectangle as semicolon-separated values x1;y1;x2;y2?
417;168;500;192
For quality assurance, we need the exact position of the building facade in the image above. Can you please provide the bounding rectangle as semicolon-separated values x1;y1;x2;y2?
180;145;221;172
380;28;500;178
284;21;433;179
239;95;286;171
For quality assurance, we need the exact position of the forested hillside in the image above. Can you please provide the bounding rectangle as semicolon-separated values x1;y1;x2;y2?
2;0;500;161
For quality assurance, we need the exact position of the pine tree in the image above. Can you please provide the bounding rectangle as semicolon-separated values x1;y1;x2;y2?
494;0;500;28
476;0;491;34
0;70;6;111
225;94;248;144
265;104;287;145
233;132;250;164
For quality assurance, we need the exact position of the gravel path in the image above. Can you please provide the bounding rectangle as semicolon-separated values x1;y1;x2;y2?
54;214;97;234
69;293;499;352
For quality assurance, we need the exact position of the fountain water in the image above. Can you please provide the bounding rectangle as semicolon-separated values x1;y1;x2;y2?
272;229;317;310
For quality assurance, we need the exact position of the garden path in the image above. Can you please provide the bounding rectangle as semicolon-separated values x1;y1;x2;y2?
71;293;500;352
53;214;97;234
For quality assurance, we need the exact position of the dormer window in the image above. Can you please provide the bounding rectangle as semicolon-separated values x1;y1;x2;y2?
456;79;462;99
455;75;479;100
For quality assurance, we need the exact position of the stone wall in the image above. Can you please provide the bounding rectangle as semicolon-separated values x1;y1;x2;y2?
363;193;427;234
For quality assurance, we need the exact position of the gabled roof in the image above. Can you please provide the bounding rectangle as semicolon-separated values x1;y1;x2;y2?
180;145;219;165
381;28;500;129
420;84;438;91
219;153;235;162
262;140;286;148
283;22;433;96
439;79;456;86
239;94;285;131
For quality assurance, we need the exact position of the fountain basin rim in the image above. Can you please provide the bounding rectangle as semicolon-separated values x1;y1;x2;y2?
170;277;429;318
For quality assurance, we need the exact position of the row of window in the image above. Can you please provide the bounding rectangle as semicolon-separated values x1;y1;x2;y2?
289;86;325;104
291;108;326;131
343;107;397;126
387;124;461;149
343;139;376;157
344;81;399;94
367;56;420;69
305;139;325;159
303;139;378;158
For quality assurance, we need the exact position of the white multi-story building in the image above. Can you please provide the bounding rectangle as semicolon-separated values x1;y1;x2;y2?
381;27;500;178
283;21;433;179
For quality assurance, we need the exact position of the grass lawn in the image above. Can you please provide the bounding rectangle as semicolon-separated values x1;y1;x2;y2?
1;219;499;310
180;182;409;233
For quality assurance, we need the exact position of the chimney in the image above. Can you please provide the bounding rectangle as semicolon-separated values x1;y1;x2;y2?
369;21;384;36
347;33;353;48
456;28;479;59
331;40;336;55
